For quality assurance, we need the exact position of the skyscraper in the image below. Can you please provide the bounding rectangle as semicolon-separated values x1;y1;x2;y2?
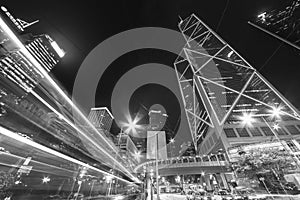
88;107;114;132
147;109;168;160
0;6;64;96
174;14;300;156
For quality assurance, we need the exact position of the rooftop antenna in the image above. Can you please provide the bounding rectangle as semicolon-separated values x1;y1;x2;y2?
17;18;39;29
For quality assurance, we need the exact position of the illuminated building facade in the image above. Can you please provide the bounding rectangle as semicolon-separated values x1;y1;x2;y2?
147;110;168;160
88;107;114;132
87;107;119;155
174;14;300;157
0;6;64;96
115;133;140;167
0;8;140;198
249;0;300;50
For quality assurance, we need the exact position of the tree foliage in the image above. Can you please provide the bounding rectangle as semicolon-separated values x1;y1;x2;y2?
0;171;15;198
232;148;297;193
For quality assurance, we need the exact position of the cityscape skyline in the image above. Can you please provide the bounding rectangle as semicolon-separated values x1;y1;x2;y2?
0;1;300;199
3;1;300;140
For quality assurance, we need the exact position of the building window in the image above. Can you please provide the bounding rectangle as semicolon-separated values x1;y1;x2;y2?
286;141;299;152
248;127;263;137
260;127;274;136
275;127;288;136
236;128;250;137
285;125;300;135
224;128;237;138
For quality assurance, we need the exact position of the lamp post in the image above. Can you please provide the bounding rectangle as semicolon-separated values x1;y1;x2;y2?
108;129;125;196
169;138;175;158
154;131;160;200
89;179;96;198
259;177;273;197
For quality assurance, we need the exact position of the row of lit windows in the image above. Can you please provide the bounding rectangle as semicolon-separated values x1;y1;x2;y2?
224;124;300;138
286;140;300;152
200;132;218;155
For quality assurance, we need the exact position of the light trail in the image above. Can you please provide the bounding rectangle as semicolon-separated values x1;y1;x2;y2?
29;90;138;181
0;152;75;174
0;125;138;185
0;15;139;182
0;162;74;178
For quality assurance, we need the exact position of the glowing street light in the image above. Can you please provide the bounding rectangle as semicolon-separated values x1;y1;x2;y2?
121;115;141;135
270;106;282;119
273;123;280;130
42;176;50;184
133;151;142;162
175;175;181;183
239;112;255;126
105;175;113;183
169;138;175;144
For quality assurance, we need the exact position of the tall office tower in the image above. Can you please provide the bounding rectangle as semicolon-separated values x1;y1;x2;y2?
0;6;64;96
148;109;168;131
146;109;168;160
249;0;300;50
88;107;114;132
174;14;300;156
115;133;140;165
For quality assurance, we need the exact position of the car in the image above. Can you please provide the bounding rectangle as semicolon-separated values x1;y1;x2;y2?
194;191;211;200
15;132;33;140
233;189;267;200
0;146;9;153
231;190;247;200
212;190;233;200
68;193;84;200
186;190;195;200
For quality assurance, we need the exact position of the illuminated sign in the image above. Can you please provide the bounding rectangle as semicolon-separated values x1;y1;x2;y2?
1;6;24;31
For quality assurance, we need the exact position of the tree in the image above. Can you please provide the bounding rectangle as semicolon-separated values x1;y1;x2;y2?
0;171;15;199
232;147;296;193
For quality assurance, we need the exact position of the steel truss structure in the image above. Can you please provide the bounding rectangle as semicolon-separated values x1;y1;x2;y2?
174;14;300;150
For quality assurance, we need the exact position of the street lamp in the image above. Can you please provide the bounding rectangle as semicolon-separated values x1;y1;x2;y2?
269;106;282;119
133;150;142;162
121;115;141;135
272;123;280;130
239;112;256;126
170;138;175;144
151;131;161;200
169;138;175;158
42;176;50;184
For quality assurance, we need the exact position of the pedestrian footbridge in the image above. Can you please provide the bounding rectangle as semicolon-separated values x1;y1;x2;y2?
134;154;231;176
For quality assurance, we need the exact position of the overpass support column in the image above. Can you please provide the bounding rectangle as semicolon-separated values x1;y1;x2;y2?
146;176;152;200
220;173;229;189
204;174;212;191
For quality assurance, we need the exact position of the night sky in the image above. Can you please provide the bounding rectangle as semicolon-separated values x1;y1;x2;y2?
5;0;300;137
